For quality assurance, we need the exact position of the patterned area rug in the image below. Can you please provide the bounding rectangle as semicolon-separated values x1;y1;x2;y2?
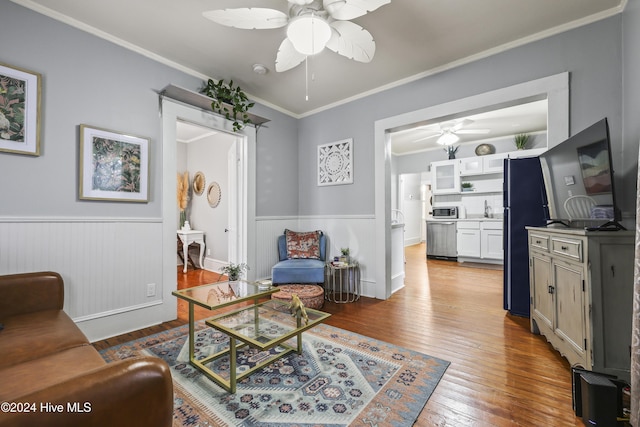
100;322;449;426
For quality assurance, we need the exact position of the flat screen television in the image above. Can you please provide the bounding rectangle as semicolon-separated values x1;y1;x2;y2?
538;118;624;230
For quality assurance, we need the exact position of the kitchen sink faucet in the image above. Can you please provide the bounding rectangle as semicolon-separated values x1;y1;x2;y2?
484;200;492;218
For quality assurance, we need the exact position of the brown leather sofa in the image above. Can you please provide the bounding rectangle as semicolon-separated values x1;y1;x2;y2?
0;271;173;427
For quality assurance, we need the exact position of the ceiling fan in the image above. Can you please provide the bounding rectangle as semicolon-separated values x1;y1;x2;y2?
414;119;490;145
202;0;390;72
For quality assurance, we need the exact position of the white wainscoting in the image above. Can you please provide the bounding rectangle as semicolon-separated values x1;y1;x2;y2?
255;215;377;298
0;217;169;341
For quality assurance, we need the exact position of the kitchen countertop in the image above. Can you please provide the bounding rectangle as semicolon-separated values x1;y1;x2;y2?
427;216;503;222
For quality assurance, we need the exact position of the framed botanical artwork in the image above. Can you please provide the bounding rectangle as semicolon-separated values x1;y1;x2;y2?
79;125;150;202
318;138;353;186
0;62;41;156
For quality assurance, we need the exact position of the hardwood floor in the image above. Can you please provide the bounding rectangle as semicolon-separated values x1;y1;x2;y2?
93;244;584;426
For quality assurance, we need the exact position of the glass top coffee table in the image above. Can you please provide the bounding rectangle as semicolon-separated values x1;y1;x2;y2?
172;280;330;393
206;299;330;393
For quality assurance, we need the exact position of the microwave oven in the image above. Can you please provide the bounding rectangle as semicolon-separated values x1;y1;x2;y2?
432;206;458;218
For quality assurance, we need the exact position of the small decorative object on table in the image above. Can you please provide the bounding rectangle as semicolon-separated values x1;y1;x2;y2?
340;247;350;264
461;182;474;192
288;294;309;325
219;262;249;281
256;279;272;290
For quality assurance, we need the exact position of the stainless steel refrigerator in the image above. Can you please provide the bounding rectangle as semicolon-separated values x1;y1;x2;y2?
503;157;548;317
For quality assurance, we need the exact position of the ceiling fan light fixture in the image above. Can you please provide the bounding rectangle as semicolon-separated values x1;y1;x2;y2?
286;14;332;55
437;132;460;146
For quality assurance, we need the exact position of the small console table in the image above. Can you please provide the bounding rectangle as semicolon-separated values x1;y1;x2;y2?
177;230;205;273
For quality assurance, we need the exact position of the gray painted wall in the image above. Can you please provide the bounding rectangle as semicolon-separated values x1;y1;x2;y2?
298;16;636;217
0;2;299;219
623;0;640;209
1;2;637;221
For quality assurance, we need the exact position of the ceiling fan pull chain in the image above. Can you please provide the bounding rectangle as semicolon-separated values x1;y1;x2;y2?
305;56;309;101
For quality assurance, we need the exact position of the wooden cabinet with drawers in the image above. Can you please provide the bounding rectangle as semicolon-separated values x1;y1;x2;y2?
526;227;635;381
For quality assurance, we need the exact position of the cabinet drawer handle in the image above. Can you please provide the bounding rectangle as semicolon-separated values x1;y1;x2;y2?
535;240;542;244
561;245;568;251
548;285;555;294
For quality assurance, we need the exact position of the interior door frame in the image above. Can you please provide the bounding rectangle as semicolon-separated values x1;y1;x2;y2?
160;99;256;321
374;72;569;300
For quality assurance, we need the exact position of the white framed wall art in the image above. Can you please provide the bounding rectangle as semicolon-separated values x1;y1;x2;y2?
317;138;353;186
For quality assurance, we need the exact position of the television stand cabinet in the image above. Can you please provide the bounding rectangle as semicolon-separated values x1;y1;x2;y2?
526;226;634;382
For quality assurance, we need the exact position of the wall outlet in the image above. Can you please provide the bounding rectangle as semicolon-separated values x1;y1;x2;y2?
146;283;156;297
207;249;211;256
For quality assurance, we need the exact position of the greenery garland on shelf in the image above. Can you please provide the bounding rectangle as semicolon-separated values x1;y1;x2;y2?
201;79;255;132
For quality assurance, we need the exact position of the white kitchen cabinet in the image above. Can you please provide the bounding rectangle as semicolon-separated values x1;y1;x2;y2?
456;221;480;257
527;227;635;382
459;153;507;176
457;220;503;262
459;157;483;175
482;153;508;173
431;160;460;194
481;222;503;260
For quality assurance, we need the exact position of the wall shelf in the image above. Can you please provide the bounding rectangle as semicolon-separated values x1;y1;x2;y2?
159;84;270;126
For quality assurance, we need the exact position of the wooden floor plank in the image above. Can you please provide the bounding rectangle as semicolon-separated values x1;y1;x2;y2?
93;243;585;426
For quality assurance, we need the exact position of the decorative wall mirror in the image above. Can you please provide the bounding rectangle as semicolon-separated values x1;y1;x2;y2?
193;171;205;195
207;182;221;208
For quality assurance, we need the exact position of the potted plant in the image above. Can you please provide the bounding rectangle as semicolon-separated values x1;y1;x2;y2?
340;248;350;264
201;79;255;132
461;182;474;192
219;262;249;281
444;145;459;159
514;133;530;150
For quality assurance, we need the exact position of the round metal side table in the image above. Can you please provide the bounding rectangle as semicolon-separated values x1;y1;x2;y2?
325;262;360;303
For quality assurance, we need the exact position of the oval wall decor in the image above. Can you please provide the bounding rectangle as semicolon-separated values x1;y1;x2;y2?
193;171;205;196
207;182;221;208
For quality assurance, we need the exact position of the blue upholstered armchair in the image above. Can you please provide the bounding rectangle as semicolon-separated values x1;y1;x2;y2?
271;232;326;284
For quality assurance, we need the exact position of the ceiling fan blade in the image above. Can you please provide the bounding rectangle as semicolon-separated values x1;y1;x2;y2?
327;21;375;63
451;119;474;132
275;38;306;72
455;129;491;134
413;133;442;143
202;8;288;29
323;0;390;20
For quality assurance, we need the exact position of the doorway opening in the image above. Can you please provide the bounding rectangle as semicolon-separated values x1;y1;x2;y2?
161;99;257;323
375;73;569;300
176;120;239;275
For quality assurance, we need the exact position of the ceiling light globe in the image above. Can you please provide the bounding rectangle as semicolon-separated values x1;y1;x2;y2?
287;15;332;55
438;133;460;146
